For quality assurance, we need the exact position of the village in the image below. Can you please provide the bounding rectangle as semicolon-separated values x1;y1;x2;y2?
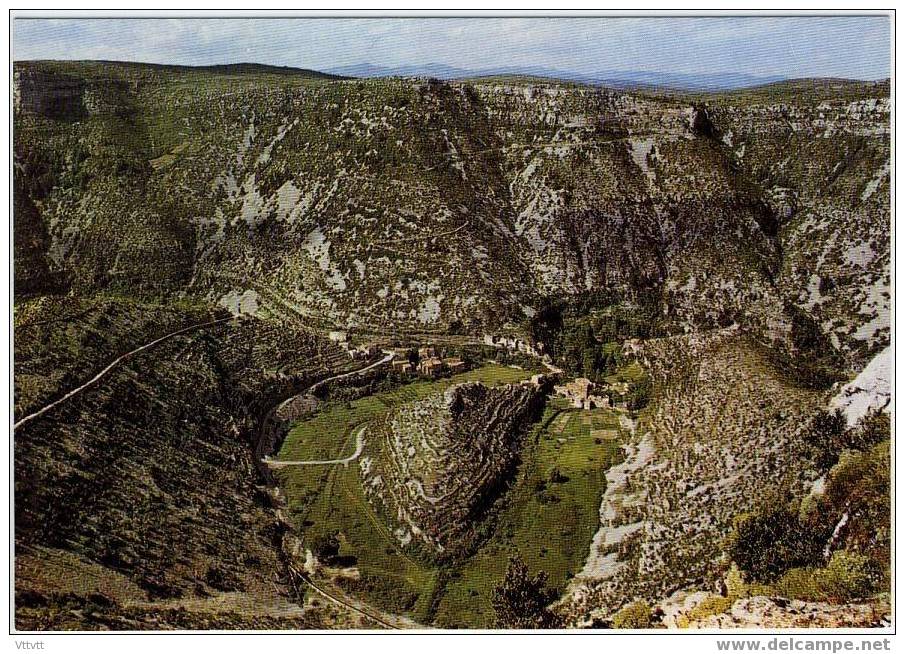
328;330;467;379
482;332;637;410
328;329;636;410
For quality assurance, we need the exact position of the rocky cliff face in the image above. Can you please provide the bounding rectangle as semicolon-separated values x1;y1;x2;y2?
13;63;890;371
14;68;87;118
361;382;544;559
707;83;890;365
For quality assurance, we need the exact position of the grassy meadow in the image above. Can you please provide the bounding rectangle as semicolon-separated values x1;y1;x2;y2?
275;365;627;626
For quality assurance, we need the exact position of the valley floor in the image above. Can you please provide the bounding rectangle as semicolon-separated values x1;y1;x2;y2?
274;364;628;628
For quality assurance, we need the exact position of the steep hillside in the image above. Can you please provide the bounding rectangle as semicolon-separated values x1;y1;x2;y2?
706;80;891;365
15;62;888;361
561;331;827;622
361;381;545;559
560;328;890;627
13;295;357;629
12;61;891;630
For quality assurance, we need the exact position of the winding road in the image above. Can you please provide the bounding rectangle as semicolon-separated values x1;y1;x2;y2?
266;425;367;468
259;349;419;628
14;316;233;430
274;350;395;413
288;566;405;630
261;351;393;468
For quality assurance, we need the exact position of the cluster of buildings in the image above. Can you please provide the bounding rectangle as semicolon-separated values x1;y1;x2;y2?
328;328;638;411
406;346;467;378
322;337;467;379
482;334;546;359
328;331;382;361
554;377;629;410
554;378;610;410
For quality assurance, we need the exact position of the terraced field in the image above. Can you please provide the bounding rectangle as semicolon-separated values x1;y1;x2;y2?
275;367;627;627
275;365;532;617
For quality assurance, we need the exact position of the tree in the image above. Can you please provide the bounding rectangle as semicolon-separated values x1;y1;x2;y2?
491;556;560;628
804;409;850;469
626;376;652;411
311;532;340;564
781;304;845;389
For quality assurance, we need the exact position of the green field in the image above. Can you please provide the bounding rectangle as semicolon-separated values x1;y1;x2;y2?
275;365;626;627
431;398;624;627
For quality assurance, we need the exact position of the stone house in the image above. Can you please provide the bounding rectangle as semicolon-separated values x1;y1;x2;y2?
444;358;466;373
554;377;610;409
328;330;348;343
392;360;413;374
418;357;444;378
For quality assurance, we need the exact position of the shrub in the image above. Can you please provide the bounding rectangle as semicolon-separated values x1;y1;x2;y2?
685;595;734;623
771;567;823;601
310;532;340;563
548;467;569;484
727;509;827;583
851;411;891;451
611;600;654;629
815;551;880;602
780;304;845;389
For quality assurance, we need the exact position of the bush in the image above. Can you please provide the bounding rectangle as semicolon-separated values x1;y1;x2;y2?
738;552;881;605
310;532;340;563
805;409;889;470
816;551;880;602
685;595;734;624
771;567;823;601
851;411;891;451
548;467;569;484
727;509;827;583
611;601;654;629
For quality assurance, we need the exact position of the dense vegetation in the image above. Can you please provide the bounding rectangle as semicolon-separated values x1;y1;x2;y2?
491;557;560;628
726;413;890;602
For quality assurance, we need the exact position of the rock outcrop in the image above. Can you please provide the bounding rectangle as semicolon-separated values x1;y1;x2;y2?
685;596;888;629
360;382;544;559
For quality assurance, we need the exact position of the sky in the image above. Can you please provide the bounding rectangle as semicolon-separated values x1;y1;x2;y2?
12;16;892;80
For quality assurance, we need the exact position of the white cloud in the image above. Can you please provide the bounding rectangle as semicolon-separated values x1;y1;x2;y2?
12;16;891;79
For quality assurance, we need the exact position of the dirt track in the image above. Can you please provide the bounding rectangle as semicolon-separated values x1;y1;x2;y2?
14;316;233;430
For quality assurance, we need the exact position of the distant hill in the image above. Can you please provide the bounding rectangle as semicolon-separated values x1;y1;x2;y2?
16;59;883;92
326;62;789;91
15;59;346;80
